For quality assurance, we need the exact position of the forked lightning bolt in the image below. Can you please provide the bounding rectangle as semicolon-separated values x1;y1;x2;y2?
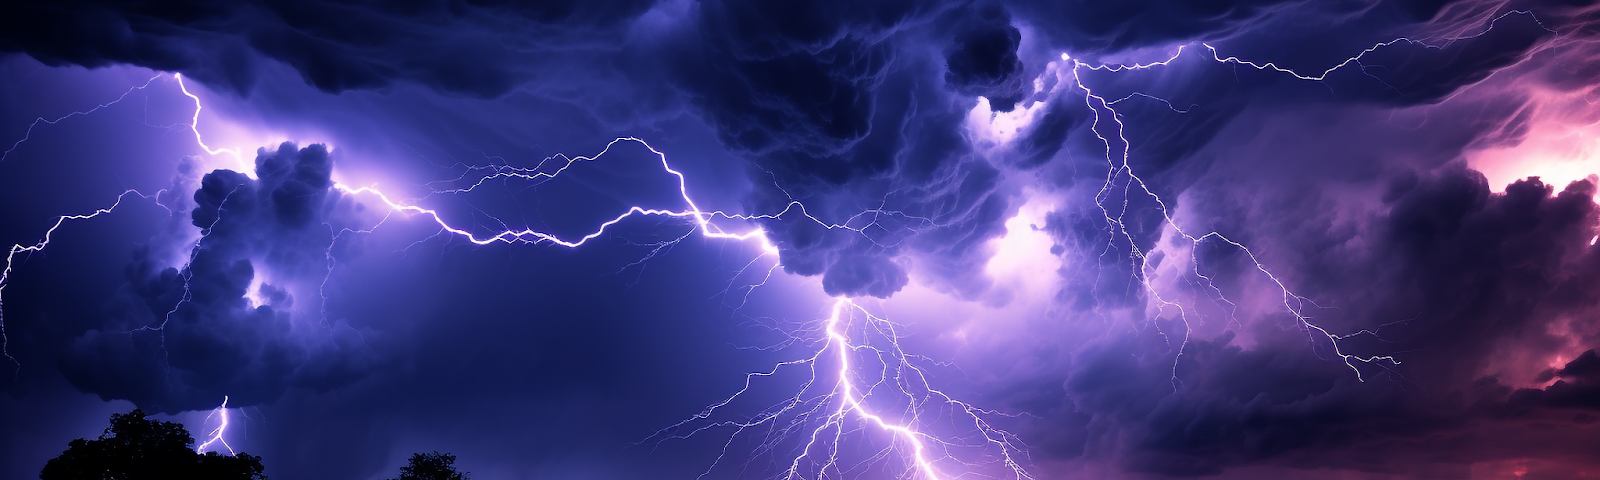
642;298;1030;479
0;14;1542;475
196;396;236;455
336;140;1025;479
2;70;1017;477
0;73;164;164
1053;10;1554;384
1065;57;1402;383
1;189;169;370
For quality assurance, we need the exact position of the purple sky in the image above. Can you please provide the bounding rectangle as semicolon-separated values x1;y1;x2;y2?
3;1;1600;479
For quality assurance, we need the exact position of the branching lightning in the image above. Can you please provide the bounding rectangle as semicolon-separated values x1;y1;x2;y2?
641;298;1031;479
3;70;1024;477
1199;10;1555;83
0;11;1549;475
1050;10;1555;384
1;189;169;371
334;139;1028;479
1068;55;1402;383
0;73;165;164
196;396;236;455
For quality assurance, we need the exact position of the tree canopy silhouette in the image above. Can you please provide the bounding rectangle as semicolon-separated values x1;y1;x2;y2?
40;409;265;480
386;452;469;480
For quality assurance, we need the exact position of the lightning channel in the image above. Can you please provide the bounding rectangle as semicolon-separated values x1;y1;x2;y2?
69;71;1020;479
195;395;236;455
1;189;169;372
333;146;1026;477
638;297;1031;479
5;14;1544;472
0;73;165;164
1041;10;1552;385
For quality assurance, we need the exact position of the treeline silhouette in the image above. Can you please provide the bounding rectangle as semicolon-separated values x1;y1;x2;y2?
41;409;470;480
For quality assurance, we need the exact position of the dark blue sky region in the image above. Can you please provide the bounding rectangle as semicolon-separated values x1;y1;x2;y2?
3;0;1600;479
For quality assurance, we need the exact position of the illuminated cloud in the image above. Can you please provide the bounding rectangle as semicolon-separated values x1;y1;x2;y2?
61;143;372;413
3;0;1600;478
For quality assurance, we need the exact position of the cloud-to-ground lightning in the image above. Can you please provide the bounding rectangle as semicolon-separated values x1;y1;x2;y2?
196;396;236;455
1;11;1552;474
4;70;1025;477
336;140;1030;478
641;298;1031;479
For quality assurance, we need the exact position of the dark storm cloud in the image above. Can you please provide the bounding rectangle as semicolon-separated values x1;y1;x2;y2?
998;2;1600;470
944;3;1029;112
12;0;1600;477
1516;349;1600;410
667;0;937;171
1025;166;1600;476
1011;0;1312;57
1005;0;1555;57
0;0;656;97
0;0;1036;299
659;0;1029;298
61;143;371;413
1010;3;1576;324
1005;0;1303;53
0;0;1377;302
1267;168;1600;387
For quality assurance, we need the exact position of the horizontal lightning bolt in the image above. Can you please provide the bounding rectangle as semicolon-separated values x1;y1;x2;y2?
1;189;169;371
0;73;165;164
1200;10;1555;82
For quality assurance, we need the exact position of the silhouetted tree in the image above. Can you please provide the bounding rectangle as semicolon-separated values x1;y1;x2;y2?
40;409;265;480
386;452;468;480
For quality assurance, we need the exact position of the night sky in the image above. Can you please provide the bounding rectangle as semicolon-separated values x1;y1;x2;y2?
3;0;1600;479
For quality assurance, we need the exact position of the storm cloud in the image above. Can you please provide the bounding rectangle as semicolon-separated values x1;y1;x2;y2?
4;0;1600;478
60;143;371;413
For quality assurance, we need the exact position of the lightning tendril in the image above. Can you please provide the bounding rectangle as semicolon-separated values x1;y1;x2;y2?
0;14;1545;474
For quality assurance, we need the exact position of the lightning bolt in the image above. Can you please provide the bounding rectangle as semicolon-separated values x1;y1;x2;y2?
0;71;198;370
0;71;247;371
5;70;1023;478
1069;56;1402;384
126;183;242;375
334;142;1028;478
1044;9;1555;385
173;74;243;161
195;395;236;455
641;298;1031;479
0;73;165;164
1199;10;1555;83
2;12;1550;475
1;188;169;371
